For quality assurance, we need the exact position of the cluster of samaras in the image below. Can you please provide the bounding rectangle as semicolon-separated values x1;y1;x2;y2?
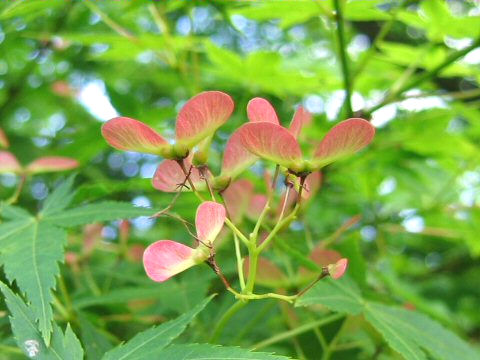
101;91;375;283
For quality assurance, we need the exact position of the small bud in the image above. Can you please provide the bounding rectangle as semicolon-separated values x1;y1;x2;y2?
172;143;189;159
213;175;231;192
327;258;348;279
193;150;208;166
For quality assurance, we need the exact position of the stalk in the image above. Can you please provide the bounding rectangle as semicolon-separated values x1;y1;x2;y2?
209;300;247;343
252;314;344;350
334;0;353;118
367;37;480;115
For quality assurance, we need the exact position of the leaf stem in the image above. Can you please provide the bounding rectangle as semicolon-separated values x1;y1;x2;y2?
271;165;280;190
6;174;26;205
400;37;480;94
83;264;101;296
52;295;70;321
244;244;259;294
201;167;216;201
230;288;297;303
232;301;276;343
233;232;246;290
147;3;177;67
278;185;291;222
297;176;306;206
333;0;353;118
58;274;74;318
224;218;250;246
313;327;329;353
219;192;247;290
257;203;299;253
352;0;406;82
209;300;247;343
245;190;300;294
321;316;348;360
84;1;134;39
251;167;278;241
296;269;329;298
251;199;270;243
400;87;480;101
278;302;307;359
367;37;480;115
252;313;344;350
0;345;22;355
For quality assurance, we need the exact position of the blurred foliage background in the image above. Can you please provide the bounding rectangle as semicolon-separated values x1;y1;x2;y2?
0;0;480;359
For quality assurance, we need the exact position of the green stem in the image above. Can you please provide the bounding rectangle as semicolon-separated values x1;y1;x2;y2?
252;313;344;350
233;232;246;290
147;4;177;67
400;37;480;94
52;295;70;321
313;327;329;353
102;256;122;294
278;302;306;360
251;165;278;241
219;191;247;290
242;166;282;293
84;264;101;296
333;340;364;351
322;316;348;360
232;301;276;343
270;165;280;192
174;159;296;303
297;270;329;298
368;37;480;114
209;300;247;343
352;0;406;83
400;87;480;101
6;174;26;205
305;224;314;251
58;274;74;318
84;1;134;39
251;199;271;241
278;185;291;222
257;204;299;253
0;345;22;355
353;24;392;81
244;245;259;294
333;0;353;118
224;218;249;246
388;43;436;104
229;288;296;303
372;87;480;112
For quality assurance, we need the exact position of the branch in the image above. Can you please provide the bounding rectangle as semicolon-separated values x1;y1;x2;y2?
367;37;480;115
352;0;408;83
252;314;344;350
334;0;353;118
